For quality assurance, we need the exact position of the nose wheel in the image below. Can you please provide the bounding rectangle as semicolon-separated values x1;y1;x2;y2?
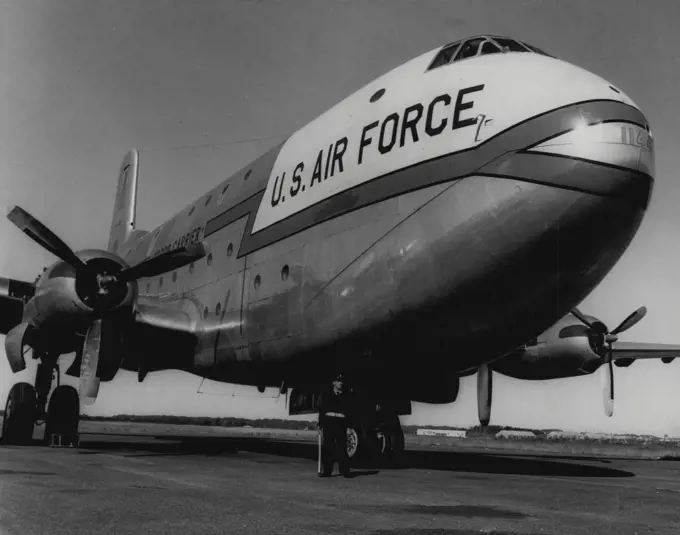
380;418;406;467
346;427;365;459
345;422;404;466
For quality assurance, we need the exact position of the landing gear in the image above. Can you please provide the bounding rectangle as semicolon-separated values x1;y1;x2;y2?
287;382;408;465
380;415;406;467
346;411;406;466
1;353;81;448
346;425;384;460
44;385;80;447
346;427;360;459
1;382;37;445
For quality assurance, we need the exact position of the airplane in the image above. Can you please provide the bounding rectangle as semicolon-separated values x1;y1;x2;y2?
0;34;658;461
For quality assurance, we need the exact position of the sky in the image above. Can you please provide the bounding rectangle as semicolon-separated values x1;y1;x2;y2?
1;0;680;437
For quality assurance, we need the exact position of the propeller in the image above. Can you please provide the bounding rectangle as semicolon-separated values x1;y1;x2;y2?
102;241;208;285
571;306;647;417
8;205;207;305
7;205;208;401
79;319;103;405
7;206;89;270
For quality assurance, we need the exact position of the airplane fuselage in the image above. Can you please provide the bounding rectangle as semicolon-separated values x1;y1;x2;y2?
29;37;655;400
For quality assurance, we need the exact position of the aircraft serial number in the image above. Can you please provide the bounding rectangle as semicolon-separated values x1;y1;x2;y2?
621;126;653;151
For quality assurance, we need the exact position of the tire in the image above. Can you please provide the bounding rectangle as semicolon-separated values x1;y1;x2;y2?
392;423;405;456
44;385;80;447
1;382;37;445
347;425;386;460
346;427;359;459
383;421;406;467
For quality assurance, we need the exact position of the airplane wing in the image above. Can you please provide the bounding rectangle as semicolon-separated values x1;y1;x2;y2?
134;301;196;332
63;301;199;381
0;296;26;335
612;341;680;366
93;300;202;381
612;341;680;359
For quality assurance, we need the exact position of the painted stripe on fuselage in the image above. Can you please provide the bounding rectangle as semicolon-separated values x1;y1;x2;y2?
478;152;651;208
205;99;649;257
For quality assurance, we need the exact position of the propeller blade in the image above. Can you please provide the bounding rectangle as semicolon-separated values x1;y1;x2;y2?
65;351;83;378
600;352;614;418
571;307;594;329
477;363;493;426
5;322;31;373
116;241;209;283
610;306;647;336
79;319;102;405
6;206;87;269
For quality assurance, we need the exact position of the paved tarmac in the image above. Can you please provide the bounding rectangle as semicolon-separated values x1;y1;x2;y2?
71;420;680;460
1;425;679;534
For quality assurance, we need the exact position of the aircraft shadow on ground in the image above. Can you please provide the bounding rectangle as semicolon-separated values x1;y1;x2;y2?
76;434;635;478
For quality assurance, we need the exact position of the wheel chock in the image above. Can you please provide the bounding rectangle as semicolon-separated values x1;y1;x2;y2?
49;434;79;448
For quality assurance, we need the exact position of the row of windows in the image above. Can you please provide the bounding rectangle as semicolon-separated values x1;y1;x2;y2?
146;258;291;299
184;168;253;218
428;36;550;71
145;242;233;292
196;264;290;319
135;168;253;256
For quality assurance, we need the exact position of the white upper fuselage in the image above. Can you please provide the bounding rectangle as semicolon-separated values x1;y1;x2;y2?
252;46;646;234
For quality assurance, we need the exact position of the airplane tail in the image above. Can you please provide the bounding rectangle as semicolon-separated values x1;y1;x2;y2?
108;149;140;255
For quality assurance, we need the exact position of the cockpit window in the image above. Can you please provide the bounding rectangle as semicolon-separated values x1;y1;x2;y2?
525;338;538;347
428;41;461;70
427;35;552;72
521;42;551;57
491;37;530;53
456;38;486;60
480;40;502;55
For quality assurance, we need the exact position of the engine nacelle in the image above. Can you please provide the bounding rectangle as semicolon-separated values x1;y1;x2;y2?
492;313;604;380
404;370;460;404
28;249;137;330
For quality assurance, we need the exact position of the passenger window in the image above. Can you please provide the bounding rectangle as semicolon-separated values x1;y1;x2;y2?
429;42;460;70
217;184;229;206
493;38;529;53
480;41;502;56
455;38;485;60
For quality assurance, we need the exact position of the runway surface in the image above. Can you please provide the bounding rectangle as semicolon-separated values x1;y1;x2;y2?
1;428;679;534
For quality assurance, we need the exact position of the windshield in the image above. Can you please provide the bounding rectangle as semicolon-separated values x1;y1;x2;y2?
428;35;552;71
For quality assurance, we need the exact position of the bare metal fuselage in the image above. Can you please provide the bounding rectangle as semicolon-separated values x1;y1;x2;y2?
23;45;654;401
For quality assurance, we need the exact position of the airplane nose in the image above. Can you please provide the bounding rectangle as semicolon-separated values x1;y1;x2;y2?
527;119;654;209
299;96;655;373
531;118;654;177
476;101;654;212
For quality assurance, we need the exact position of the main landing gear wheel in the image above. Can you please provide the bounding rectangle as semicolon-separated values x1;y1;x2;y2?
347;427;359;459
347;426;385;460
1;382;36;445
44;385;80;447
346;425;390;461
384;425;406;467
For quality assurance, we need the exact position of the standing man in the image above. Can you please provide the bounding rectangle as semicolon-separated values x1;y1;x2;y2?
317;373;351;478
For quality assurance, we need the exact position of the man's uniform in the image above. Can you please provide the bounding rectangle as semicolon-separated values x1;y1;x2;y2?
317;376;351;477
